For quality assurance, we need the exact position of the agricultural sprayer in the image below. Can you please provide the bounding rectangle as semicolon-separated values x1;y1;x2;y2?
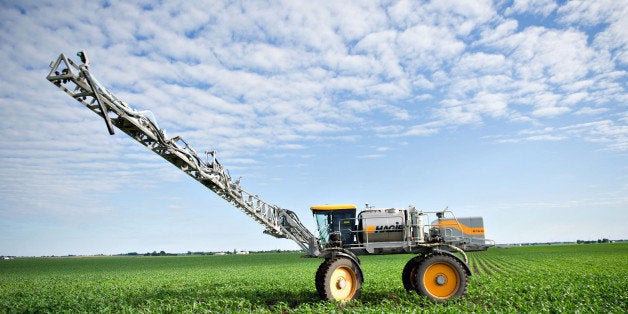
47;52;493;302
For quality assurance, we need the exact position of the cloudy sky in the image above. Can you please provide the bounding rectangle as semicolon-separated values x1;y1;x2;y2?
1;0;626;256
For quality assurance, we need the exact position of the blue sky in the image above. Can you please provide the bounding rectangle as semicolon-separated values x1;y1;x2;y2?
0;0;626;256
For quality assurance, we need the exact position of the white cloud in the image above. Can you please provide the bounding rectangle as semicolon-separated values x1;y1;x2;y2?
373;125;405;135
454;52;508;76
397;24;465;72
526;134;567;141
574;107;609;116
388;0;495;36
478;19;519;45
472;91;509;118
529;91;566;117
356;153;385;159
332;2;388;42
558;0;619;25
505;0;557;17
532;106;570;117
562;92;588;105
436;101;483;125
403;122;442;137
561;120;628;150
491;27;594;83
558;0;628;66
492;119;628;150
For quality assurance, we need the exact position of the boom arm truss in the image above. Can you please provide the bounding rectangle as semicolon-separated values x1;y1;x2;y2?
46;52;319;256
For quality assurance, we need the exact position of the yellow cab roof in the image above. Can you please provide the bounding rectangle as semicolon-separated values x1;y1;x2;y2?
310;204;356;211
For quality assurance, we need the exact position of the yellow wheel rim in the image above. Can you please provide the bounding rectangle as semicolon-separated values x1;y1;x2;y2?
423;262;460;299
329;266;357;300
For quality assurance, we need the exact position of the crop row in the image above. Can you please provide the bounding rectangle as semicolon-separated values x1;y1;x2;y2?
465;243;627;312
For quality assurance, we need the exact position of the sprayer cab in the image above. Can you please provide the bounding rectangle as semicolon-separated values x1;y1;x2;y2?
311;204;357;247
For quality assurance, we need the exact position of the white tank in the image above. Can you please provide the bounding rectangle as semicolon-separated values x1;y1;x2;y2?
358;208;405;242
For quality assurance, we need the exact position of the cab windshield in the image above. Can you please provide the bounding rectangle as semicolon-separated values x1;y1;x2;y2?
314;212;331;243
312;209;356;245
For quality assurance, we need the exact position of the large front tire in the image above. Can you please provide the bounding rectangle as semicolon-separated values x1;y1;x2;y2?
413;254;468;301
315;257;363;301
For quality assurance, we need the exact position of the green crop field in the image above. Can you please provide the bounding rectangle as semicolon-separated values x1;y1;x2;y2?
1;243;626;313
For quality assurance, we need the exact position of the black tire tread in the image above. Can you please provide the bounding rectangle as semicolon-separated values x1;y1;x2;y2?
402;255;424;292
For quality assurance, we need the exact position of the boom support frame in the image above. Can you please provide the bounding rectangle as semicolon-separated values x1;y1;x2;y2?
47;52;319;256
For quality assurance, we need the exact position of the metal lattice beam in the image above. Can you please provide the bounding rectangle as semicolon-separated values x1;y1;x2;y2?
47;52;319;256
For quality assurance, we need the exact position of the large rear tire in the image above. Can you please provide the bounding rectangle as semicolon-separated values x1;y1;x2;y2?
413;254;468;301
315;257;362;301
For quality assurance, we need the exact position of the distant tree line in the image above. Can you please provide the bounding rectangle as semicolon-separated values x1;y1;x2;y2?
577;239;611;244
119;249;300;257
120;251;176;256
